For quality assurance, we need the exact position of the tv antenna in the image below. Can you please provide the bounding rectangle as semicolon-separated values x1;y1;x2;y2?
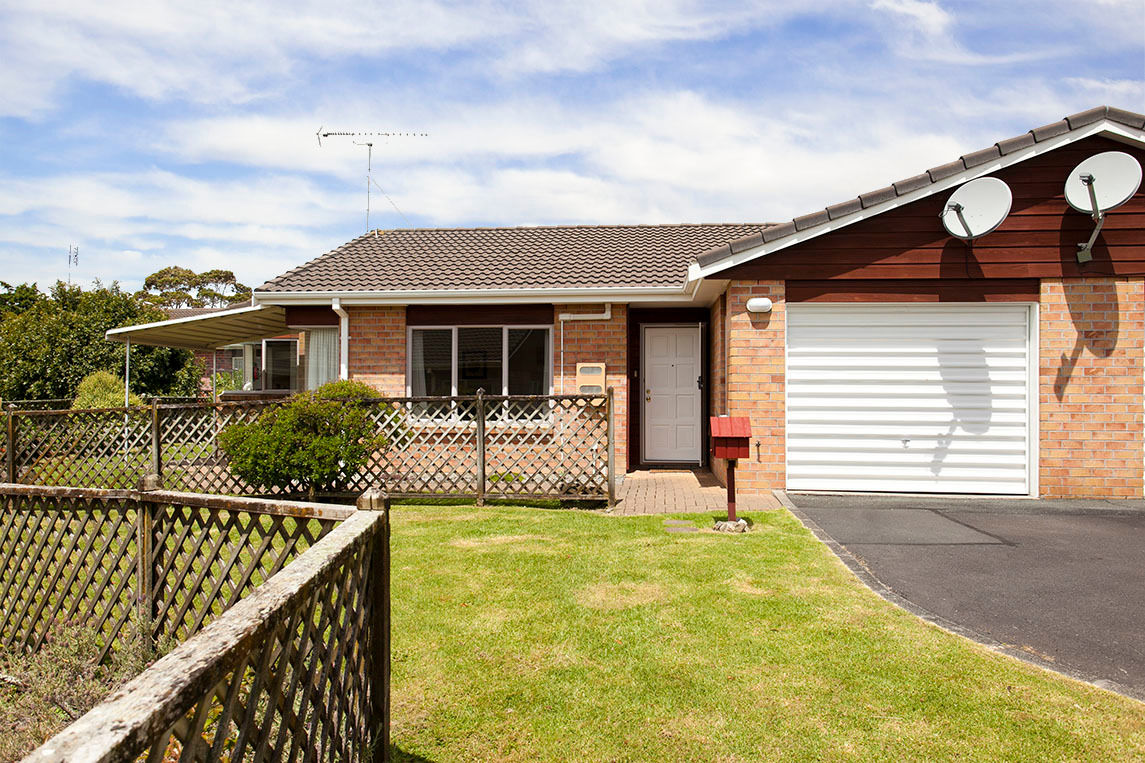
1064;151;1142;263
316;128;428;233
67;244;79;285
940;177;1013;241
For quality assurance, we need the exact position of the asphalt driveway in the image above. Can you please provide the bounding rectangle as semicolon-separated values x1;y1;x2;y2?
786;493;1145;700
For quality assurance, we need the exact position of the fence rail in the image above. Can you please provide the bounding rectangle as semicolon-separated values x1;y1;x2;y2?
4;483;389;762
2;390;615;503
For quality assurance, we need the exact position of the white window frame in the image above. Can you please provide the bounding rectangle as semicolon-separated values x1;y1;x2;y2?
406;324;553;423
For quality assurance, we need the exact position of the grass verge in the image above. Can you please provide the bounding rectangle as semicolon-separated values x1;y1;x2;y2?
389;504;1145;761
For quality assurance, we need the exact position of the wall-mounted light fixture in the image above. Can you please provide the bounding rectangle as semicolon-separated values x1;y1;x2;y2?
745;297;773;313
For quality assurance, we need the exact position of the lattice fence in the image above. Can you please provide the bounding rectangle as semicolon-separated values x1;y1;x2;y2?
7;484;390;762
4;392;615;503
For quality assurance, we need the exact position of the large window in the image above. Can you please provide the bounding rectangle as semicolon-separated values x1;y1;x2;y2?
409;326;551;417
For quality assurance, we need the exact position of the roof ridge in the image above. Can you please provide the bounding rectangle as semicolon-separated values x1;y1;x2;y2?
367;222;774;233
696;104;1145;268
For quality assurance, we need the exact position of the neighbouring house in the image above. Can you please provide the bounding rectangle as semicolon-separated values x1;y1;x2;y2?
110;105;1145;499
163;303;301;396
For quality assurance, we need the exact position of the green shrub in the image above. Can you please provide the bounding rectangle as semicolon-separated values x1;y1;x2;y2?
218;380;389;499
72;371;143;409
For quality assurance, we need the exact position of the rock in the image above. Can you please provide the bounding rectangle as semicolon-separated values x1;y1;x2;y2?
713;519;749;533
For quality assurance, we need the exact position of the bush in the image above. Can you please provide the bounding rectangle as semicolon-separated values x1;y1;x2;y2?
72;371;144;409
0;619;148;760
218;380;388;499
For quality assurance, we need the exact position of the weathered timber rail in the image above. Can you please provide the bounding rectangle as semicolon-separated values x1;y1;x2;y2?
1;390;615;503
3;483;390;761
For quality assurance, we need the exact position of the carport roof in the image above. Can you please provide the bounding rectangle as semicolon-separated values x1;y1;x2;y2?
105;304;289;350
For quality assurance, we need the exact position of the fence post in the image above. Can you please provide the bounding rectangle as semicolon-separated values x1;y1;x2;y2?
474;388;486;507
6;407;16;484
606;387;616;507
149;399;162;482
134;498;155;657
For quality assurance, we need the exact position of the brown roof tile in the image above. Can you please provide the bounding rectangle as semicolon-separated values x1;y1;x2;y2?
695;105;1144;268
258;224;771;293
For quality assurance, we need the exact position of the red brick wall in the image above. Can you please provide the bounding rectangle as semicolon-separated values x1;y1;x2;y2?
1039;278;1144;497
554;304;628;473
714;281;785;494
347;306;406;395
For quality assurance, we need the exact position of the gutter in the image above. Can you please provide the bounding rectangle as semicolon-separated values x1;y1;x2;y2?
331;298;349;380
252;285;692;306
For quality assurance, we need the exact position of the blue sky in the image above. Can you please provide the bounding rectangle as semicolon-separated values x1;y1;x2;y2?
0;0;1141;293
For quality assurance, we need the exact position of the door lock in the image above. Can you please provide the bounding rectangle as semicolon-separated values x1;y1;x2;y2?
645;388;651;403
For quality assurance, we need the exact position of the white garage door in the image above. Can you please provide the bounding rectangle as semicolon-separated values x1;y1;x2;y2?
786;303;1033;495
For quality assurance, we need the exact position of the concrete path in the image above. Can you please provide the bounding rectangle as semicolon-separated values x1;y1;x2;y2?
787;493;1145;700
610;469;780;516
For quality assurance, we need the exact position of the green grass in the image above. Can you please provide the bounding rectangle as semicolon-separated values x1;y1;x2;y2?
389;505;1145;762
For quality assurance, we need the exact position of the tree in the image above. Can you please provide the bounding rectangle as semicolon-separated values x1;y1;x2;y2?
136;267;251;309
218;381;388;500
196;269;252;307
0;281;200;401
0;281;45;318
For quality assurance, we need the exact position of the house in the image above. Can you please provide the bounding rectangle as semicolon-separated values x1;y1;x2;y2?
109;105;1145;499
163;303;302;396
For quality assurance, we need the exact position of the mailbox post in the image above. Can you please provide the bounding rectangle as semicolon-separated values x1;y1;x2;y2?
710;416;751;522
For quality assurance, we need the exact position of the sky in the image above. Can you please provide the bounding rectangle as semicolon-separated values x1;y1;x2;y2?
0;0;1142;293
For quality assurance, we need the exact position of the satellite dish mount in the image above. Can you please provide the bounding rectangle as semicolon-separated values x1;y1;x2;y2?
1063;151;1143;264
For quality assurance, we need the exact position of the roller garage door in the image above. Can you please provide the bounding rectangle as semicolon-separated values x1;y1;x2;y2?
786;303;1033;495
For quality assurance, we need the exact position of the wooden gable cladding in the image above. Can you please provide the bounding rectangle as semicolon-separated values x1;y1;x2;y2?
724;136;1145;282
786;279;1039;302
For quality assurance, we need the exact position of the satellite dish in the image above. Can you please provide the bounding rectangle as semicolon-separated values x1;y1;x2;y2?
940;177;1013;240
1064;151;1142;263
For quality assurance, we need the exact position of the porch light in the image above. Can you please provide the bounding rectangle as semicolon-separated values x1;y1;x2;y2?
746;297;773;313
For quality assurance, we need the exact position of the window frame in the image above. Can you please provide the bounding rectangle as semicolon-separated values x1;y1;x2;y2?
406;324;553;423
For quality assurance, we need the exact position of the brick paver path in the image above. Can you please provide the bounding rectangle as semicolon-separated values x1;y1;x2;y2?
610;469;780;516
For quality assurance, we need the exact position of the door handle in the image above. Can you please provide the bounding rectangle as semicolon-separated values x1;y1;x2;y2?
645;388;651;403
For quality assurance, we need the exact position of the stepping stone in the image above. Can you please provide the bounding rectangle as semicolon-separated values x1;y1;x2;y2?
665;526;698;533
663;519;692;525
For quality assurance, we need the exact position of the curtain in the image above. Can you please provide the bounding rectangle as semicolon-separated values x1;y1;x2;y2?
306;328;339;390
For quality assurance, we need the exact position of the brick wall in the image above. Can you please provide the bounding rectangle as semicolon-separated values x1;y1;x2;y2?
715;281;785;494
347;306;406;395
554;304;628;473
1039;278;1144;498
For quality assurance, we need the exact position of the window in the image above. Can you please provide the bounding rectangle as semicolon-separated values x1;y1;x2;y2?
304;328;339;390
264;339;298;391
408;325;551;418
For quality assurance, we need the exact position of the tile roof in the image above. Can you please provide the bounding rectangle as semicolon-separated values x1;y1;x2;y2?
696;105;1145;268
257;223;771;293
163;301;251;320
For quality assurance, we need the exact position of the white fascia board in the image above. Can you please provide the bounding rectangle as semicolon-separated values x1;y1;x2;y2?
252;285;696;306
104;304;273;342
690;121;1145;281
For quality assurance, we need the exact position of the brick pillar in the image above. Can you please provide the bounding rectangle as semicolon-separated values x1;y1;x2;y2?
1039;277;1144;498
347;306;406;395
718;281;785;494
553;304;628;474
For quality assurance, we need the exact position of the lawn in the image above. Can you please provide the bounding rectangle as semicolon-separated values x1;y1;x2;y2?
389;504;1145;761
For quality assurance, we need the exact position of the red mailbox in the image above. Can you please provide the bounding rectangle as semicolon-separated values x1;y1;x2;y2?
710;416;751;460
710;416;751;523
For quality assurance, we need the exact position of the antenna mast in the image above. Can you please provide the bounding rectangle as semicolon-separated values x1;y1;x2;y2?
316;128;427;233
67;244;79;285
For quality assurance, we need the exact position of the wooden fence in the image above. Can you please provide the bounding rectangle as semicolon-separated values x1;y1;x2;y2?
4;483;390;761
2;391;615;503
